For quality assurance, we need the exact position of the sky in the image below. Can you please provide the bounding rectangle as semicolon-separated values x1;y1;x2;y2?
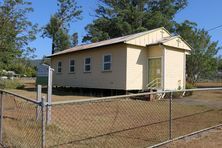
27;0;222;59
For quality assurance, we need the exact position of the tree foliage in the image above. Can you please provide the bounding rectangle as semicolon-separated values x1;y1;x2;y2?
72;32;78;47
218;57;222;71
176;20;221;83
0;0;38;73
83;0;187;42
42;0;81;54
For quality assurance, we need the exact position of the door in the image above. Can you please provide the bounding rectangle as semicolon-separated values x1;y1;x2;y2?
148;58;162;88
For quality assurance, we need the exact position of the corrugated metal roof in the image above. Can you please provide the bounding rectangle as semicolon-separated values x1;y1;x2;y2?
49;27;165;57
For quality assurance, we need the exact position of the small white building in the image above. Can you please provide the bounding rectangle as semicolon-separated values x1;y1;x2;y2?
49;27;191;91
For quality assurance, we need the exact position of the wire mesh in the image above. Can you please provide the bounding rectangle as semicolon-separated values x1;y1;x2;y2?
171;90;222;139
2;92;42;148
1;88;222;147
46;95;170;147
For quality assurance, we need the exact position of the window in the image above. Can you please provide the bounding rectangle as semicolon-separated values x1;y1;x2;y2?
84;57;91;72
69;59;75;73
57;61;62;73
103;54;112;71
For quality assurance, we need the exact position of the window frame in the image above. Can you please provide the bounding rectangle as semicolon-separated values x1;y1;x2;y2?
69;59;75;73
57;61;62;73
102;54;112;71
84;57;91;73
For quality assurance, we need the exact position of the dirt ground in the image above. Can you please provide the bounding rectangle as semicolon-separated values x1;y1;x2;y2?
196;82;222;87
160;126;222;148
7;78;92;102
7;79;222;102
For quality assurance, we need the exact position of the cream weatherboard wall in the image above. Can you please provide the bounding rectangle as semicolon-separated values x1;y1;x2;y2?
126;45;147;90
147;45;163;57
51;44;187;91
164;47;186;90
51;44;127;90
126;45;163;90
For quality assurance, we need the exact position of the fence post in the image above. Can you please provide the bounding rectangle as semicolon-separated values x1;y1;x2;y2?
46;67;52;125
41;96;46;148
0;92;3;144
36;85;42;121
169;92;173;140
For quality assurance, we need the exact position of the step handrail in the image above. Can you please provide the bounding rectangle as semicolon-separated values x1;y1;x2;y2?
146;78;161;90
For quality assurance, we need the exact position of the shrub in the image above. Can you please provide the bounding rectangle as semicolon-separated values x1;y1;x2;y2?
185;82;196;96
186;82;195;89
0;81;4;89
0;79;25;89
16;83;25;89
173;92;184;98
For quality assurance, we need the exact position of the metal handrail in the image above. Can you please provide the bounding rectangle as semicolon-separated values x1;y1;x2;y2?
146;78;160;87
146;78;161;89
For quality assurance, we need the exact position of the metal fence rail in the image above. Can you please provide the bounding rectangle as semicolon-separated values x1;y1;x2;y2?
0;88;222;147
50;87;222;105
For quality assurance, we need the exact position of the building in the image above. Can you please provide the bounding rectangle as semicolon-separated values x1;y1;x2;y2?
48;27;191;92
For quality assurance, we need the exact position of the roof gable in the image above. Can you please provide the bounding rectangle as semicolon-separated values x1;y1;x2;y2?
125;28;171;46
161;36;192;50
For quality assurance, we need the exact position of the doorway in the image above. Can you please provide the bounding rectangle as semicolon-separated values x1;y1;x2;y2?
148;58;162;88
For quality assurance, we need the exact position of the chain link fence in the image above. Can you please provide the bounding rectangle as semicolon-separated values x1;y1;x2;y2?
0;88;222;147
0;90;42;148
46;98;170;147
171;90;222;139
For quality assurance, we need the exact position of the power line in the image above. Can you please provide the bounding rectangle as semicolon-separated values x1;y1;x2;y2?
207;25;222;32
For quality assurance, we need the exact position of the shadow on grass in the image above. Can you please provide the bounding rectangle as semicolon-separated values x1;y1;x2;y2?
20;86;126;97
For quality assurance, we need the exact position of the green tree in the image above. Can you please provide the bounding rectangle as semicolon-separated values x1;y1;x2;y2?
175;20;221;83
42;0;81;54
54;29;71;52
72;32;78;47
218;57;222;71
42;16;62;54
83;0;187;42
0;0;38;72
13;58;36;77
